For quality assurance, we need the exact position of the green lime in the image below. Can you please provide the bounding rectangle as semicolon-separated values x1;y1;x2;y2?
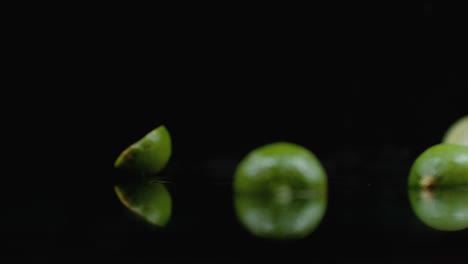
233;142;327;239
409;188;468;231
443;115;468;146
114;125;172;175
114;181;172;227
234;142;327;195
408;144;468;188
234;189;326;240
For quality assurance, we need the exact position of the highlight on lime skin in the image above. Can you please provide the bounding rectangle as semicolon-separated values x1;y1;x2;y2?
114;125;172;175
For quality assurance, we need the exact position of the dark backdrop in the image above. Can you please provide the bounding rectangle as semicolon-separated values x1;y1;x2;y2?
4;2;468;263
71;2;465;164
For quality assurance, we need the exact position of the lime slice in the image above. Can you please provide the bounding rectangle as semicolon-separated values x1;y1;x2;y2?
443;115;468;146
234;142;327;195
114;125;172;175
409;188;468;231
408;144;468;188
115;181;172;227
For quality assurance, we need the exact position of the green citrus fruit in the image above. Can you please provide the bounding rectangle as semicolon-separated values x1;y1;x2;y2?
114;181;172;227
234;142;327;195
408;144;468;188
409;188;468;231
233;142;327;239
234;189;326;240
443;115;468;146
114;125;172;175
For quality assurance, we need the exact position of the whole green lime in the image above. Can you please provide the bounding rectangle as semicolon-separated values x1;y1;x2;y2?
234;142;327;195
409;188;468;231
114;125;172;175
233;142;327;239
114;181;172;227
443;115;468;146
408;144;468;188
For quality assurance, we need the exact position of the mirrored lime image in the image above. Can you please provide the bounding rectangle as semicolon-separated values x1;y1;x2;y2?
409;188;468;231
234;189;326;240
233;142;327;239
115;180;172;227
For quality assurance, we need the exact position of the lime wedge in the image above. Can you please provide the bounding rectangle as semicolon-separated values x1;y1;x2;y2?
114;125;172;175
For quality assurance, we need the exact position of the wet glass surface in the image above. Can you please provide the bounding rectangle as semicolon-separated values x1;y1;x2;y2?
14;147;464;263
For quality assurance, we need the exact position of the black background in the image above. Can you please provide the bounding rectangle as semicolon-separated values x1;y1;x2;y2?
4;2;468;263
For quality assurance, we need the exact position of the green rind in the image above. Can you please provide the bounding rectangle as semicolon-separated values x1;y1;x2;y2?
408;144;468;188
443;115;468;146
114;125;172;174
114;181;172;227
234;142;327;195
409;188;468;231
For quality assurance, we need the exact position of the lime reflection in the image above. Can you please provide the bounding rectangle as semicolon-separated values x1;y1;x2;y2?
409;188;468;231
115;180;172;227
234;187;327;240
